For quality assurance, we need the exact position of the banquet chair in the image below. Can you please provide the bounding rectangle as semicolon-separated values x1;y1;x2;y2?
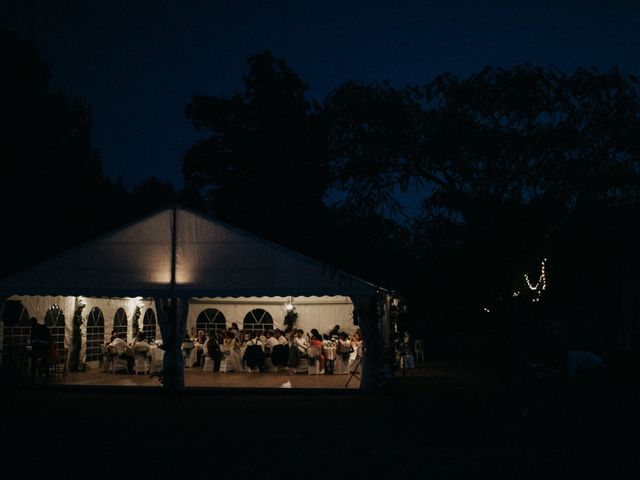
348;347;362;375
49;347;68;380
133;343;150;374
307;346;322;375
333;353;350;375
202;355;215;372
218;356;233;373
100;345;111;372
107;345;129;374
149;346;164;376
181;340;195;368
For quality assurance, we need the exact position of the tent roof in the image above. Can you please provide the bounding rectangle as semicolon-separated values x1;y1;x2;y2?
0;207;380;299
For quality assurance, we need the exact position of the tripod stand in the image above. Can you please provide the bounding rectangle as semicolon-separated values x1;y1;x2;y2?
345;354;362;388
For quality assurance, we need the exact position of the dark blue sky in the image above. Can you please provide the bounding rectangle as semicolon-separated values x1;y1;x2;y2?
2;1;639;190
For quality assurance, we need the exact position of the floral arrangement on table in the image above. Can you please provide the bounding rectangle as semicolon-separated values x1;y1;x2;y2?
323;339;337;348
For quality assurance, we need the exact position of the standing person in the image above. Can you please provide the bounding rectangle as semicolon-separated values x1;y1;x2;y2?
309;328;325;374
287;329;307;375
206;331;223;372
29;317;51;381
229;323;240;336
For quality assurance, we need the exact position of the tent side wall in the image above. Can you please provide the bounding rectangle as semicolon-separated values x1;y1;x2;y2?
187;296;357;336
4;295;159;368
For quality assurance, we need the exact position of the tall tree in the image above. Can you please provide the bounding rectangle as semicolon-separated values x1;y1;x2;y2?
0;28;118;275
183;50;329;250
325;66;640;335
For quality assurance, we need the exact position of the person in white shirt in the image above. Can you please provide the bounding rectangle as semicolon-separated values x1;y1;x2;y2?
264;331;279;353
294;329;308;353
275;329;288;345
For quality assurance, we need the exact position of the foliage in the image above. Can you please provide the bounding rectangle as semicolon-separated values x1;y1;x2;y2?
323;65;640;338
283;307;298;327
131;305;141;336
69;299;86;372
183;50;329;251
0;28;179;277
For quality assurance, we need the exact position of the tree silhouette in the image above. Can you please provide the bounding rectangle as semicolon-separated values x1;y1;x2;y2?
0;28;110;274
183;50;329;249
325;65;640;342
0;28;175;276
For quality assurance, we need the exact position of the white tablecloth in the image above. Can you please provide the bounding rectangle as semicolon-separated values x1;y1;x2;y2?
149;345;164;373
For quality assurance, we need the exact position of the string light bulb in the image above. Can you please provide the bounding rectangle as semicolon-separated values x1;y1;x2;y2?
523;258;547;303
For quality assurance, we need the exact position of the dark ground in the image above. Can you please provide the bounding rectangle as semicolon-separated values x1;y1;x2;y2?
1;351;639;478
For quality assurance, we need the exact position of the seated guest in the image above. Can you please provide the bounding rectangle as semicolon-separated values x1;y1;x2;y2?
182;332;196;367
294;329;308;354
106;330;119;346
351;332;363;352
335;332;353;375
337;332;353;361
223;331;235;350
225;331;243;372
264;330;278;353
243;332;265;372
131;330;147;347
108;333;134;372
271;330;289;370
275;329;288;345
229;323;240;336
284;325;294;341
206;330;224;372
234;330;245;348
194;329;207;365
325;324;341;340
189;326;197;341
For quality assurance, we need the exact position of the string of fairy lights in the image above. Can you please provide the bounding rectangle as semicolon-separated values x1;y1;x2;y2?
512;257;548;303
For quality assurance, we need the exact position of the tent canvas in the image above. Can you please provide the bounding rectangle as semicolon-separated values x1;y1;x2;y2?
0;207;391;388
0;207;377;299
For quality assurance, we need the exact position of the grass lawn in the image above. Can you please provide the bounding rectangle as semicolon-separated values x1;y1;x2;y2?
2;353;639;478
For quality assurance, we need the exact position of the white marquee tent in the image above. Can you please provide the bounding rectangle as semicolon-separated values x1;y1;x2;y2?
0;207;393;388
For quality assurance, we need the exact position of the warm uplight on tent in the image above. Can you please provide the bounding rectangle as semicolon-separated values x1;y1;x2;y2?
285;302;294;312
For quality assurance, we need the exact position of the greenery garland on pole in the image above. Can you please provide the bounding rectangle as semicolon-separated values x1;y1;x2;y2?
69;297;86;372
283;307;298;328
131;305;141;336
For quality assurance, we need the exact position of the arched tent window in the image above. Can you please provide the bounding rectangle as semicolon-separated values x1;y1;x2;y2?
196;308;226;336
44;305;65;350
86;307;104;362
114;308;128;338
1;300;30;361
242;308;273;333
142;309;157;341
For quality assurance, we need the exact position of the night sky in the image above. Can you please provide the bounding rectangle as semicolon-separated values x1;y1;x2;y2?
2;0;639;190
